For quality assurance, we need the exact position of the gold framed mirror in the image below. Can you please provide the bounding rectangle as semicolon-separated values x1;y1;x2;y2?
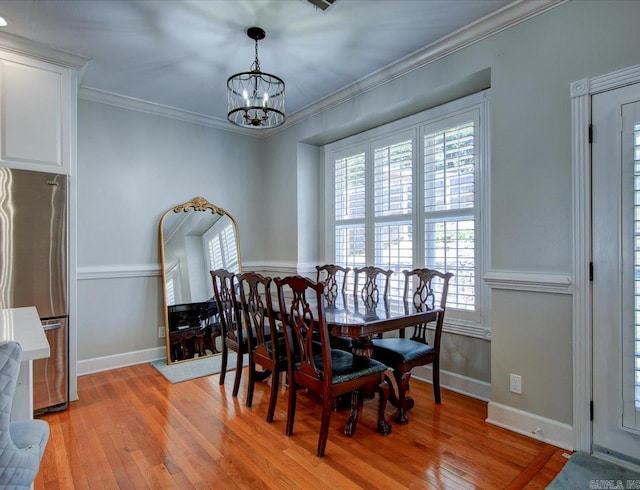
159;197;241;364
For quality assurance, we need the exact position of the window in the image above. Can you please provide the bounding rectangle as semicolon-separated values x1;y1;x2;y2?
326;91;489;332
204;221;239;273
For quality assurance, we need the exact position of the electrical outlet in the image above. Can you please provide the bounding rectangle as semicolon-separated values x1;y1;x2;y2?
158;326;165;339
510;374;522;394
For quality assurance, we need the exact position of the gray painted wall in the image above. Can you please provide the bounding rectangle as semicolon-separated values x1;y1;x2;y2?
77;101;261;359
75;1;640;429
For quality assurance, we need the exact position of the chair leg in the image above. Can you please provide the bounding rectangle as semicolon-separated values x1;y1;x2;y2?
219;342;228;386
246;354;255;407
266;369;280;423
232;350;243;397
376;379;392;435
344;389;363;437
433;359;441;403
317;394;333;457
393;369;414;425
285;382;297;437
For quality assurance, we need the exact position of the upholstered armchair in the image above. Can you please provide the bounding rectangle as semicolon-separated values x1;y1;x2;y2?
0;341;50;487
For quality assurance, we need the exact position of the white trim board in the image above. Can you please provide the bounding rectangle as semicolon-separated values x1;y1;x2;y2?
77;346;165;377
413;365;491;402
483;270;572;294
77;264;161;280
76;347;491;403
487;401;574;451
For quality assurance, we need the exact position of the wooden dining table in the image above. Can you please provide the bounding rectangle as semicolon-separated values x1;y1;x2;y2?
324;293;442;356
319;293;443;434
261;287;443;434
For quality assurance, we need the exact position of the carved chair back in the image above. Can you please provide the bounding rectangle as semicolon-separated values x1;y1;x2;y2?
236;272;278;362
403;268;454;347
210;268;242;347
315;264;350;306
275;275;330;389
353;266;393;309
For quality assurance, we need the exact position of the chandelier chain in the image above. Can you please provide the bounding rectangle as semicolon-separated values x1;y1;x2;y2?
252;39;261;73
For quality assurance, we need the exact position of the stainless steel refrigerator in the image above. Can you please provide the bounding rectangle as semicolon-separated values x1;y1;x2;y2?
0;167;68;413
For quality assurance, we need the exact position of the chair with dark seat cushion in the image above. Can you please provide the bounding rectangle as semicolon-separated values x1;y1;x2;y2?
0;341;49;487
236;272;287;422
275;275;390;457
372;268;453;424
210;268;246;397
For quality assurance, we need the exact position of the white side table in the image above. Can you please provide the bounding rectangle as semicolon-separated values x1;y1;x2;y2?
0;307;51;421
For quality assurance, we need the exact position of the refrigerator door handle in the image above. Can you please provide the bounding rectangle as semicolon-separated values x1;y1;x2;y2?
42;323;62;331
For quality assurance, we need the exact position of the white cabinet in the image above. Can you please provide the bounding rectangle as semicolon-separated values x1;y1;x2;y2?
0;50;76;174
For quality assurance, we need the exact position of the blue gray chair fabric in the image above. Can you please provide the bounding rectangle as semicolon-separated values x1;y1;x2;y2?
0;341;49;488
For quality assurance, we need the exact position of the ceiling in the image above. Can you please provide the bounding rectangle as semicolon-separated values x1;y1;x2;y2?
0;0;541;129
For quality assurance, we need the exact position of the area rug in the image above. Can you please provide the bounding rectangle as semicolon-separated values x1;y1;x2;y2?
151;353;247;383
547;452;640;489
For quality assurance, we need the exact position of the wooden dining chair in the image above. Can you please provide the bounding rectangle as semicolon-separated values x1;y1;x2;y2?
236;272;287;422
275;275;390;457
372;268;453;424
315;264;350;306
210;268;246;397
352;266;393;309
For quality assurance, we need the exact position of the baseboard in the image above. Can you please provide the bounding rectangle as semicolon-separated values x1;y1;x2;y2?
486;401;574;450
412;365;491;401
77;346;165;376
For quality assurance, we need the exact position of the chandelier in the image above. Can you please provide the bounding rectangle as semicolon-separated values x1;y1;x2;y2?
227;27;285;129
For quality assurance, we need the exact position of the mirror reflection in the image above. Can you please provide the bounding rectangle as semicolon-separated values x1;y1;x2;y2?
159;197;241;364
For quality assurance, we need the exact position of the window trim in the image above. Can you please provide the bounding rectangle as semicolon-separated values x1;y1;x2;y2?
324;90;491;339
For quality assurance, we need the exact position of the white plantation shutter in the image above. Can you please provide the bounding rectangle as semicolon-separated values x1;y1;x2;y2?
208;237;223;270
327;91;487;329
623;117;640;428
335;152;365;221
335;151;366;293
423;121;476;311
374;138;413;304
205;221;238;272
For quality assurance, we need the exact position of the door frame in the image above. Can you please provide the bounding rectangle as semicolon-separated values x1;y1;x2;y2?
571;63;640;452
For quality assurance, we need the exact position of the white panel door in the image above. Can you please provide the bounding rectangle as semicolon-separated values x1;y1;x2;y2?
592;83;640;465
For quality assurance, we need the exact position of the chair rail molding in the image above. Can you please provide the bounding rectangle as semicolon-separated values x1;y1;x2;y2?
77;264;161;280
240;261;298;275
483;270;572;294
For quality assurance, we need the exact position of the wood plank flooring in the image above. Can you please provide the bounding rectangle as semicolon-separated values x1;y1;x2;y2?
34;363;569;489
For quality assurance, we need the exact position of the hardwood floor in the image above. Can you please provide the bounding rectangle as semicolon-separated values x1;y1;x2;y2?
35;363;569;489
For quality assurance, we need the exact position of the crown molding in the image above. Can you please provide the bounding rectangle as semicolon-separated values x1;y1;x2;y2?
281;0;567;130
78;86;243;132
0;31;90;71
78;0;566;137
